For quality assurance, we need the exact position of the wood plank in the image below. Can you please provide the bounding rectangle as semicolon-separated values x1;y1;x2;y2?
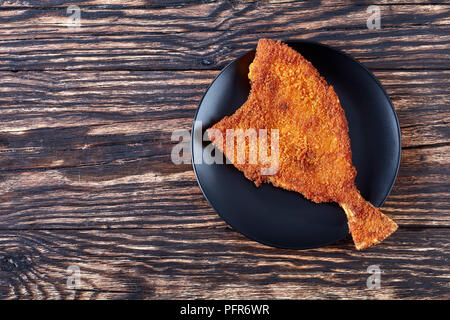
2;3;448;33
0;145;447;229
0;3;449;70
1;0;449;9
0;227;448;299
0;70;448;146
0;70;448;228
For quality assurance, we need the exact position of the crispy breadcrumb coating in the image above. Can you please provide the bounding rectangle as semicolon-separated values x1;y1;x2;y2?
208;39;397;250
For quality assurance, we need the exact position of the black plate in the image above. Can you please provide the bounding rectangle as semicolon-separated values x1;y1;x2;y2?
191;41;401;249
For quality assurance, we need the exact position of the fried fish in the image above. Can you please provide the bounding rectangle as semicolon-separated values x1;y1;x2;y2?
207;39;397;250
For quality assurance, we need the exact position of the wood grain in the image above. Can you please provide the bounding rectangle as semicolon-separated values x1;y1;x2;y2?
0;70;448;144
0;70;448;229
0;0;448;300
0;227;448;299
2;1;449;8
0;2;449;71
0;146;448;230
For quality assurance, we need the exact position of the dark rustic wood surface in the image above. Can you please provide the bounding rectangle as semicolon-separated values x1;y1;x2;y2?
0;0;449;299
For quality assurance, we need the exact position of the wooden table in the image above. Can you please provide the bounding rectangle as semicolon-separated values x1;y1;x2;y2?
0;0;448;300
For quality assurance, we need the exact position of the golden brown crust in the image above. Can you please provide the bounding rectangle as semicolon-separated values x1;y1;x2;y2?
208;39;397;249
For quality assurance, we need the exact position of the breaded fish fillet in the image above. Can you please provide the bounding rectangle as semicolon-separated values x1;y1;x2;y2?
207;39;397;250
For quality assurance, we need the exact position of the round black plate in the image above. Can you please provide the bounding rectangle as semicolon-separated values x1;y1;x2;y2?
191;41;401;249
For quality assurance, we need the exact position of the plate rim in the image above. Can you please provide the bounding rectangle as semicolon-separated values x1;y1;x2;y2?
190;39;401;249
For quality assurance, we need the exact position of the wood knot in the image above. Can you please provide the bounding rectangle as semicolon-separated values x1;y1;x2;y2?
0;254;33;272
